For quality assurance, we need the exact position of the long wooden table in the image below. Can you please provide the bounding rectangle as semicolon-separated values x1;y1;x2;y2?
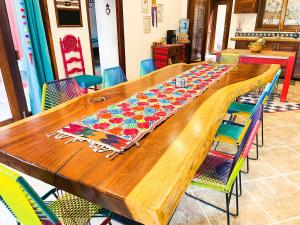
0;63;279;225
222;49;296;103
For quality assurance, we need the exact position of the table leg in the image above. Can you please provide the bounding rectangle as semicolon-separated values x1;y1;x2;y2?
281;56;295;102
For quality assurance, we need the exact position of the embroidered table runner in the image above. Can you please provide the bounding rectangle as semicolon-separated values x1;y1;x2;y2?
50;63;234;159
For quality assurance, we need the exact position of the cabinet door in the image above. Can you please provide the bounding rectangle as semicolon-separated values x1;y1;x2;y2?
278;43;298;52
234;0;258;13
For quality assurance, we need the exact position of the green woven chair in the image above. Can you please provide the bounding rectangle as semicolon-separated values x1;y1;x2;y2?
227;69;281;150
0;164;111;225
186;103;262;225
214;84;269;173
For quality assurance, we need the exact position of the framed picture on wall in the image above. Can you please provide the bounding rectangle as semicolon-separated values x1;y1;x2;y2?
142;0;148;13
54;0;83;27
141;0;149;13
157;4;163;22
144;16;151;33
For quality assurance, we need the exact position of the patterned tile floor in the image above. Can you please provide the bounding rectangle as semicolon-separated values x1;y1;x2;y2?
0;82;299;225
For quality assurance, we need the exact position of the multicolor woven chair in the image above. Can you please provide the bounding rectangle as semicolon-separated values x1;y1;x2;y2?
41;78;85;111
227;69;281;150
0;163;111;225
102;66;127;89
214;84;269;173
186;101;262;225
140;59;156;76
217;53;240;65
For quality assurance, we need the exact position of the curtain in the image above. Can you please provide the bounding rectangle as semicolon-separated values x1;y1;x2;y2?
23;0;54;113
5;0;23;59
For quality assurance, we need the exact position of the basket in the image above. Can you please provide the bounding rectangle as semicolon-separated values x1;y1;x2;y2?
249;45;263;53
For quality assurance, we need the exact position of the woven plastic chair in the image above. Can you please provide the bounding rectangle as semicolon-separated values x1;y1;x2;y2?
227;69;281;149
213;84;269;173
41;78;84;111
102;66;127;89
218;53;240;65
186;102;262;225
140;59;156;76
0;163;111;225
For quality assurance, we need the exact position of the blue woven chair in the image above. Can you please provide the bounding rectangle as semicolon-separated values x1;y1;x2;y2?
214;84;270;173
186;100;262;225
227;69;281;150
140;59;155;76
102;66;127;88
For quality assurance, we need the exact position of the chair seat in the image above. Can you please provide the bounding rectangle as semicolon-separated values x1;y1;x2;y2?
227;102;255;118
74;75;102;89
48;193;101;225
191;150;234;192
215;122;245;145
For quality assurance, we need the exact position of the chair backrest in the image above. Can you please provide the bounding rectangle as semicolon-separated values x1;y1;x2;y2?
0;164;60;225
41;78;84;111
225;102;263;190
268;69;281;97
140;59;155;76
218;53;240;65
249;83;270;118
60;35;85;77
102;66;127;88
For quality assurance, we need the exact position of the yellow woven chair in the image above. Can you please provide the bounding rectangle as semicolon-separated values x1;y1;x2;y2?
218;53;240;65
0;163;111;225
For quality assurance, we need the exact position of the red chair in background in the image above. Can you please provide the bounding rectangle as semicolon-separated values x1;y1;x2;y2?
60;35;102;93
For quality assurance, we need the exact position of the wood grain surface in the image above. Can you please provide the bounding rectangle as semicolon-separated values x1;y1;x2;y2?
222;48;296;58
0;63;280;225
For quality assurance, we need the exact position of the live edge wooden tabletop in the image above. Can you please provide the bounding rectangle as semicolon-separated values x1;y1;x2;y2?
0;63;280;225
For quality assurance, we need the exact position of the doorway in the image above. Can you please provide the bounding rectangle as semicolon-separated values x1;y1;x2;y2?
209;0;233;54
187;0;210;62
86;0;126;74
87;1;101;75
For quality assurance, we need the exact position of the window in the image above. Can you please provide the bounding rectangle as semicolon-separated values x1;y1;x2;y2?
256;0;300;31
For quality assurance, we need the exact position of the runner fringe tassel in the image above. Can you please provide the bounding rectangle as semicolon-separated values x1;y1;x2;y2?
47;131;121;160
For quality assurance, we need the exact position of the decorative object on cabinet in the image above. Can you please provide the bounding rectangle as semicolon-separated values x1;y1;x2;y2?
167;30;177;44
157;4;163;22
105;3;111;15
256;0;300;31
143;16;151;33
60;35;102;92
179;19;189;34
142;0;148;13
248;38;265;53
234;0;258;13
54;0;82;27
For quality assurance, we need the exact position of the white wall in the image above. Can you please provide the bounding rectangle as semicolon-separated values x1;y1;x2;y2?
47;0;93;78
95;0;119;73
123;0;188;80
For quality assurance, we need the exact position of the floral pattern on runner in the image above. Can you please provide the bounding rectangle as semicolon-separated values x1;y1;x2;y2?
50;63;234;159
